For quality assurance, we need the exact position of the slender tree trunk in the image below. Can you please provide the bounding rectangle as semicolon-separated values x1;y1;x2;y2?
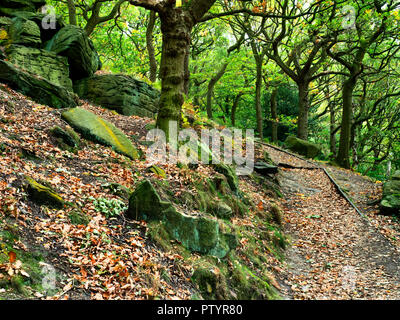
336;77;356;168
329;102;336;156
146;11;158;83
231;92;243;127
206;62;228;119
156;10;193;135
297;81;310;140
67;0;77;26
255;57;263;139
270;88;278;143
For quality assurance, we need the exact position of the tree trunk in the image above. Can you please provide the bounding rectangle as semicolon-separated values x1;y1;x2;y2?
156;10;193;135
67;0;77;26
255;57;263;140
206;62;228;119
231;92;243;127
270;88;278;143
297;81;310;140
336;77;356;168
146;11;158;83
329;102;336;156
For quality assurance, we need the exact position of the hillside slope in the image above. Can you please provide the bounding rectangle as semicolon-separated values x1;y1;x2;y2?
0;84;286;300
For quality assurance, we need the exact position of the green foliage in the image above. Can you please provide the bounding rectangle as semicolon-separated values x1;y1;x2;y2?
89;197;127;218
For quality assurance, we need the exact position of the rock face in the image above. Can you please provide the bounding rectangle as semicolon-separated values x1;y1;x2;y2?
127;179;237;258
10;11;66;42
0;7;83;108
254;161;278;175
380;171;400;215
9;17;41;47
46;25;100;80
61;107;139;160
284;136;322;159
0;59;76;108
73;74;160;118
0;0;46;16
7;45;73;89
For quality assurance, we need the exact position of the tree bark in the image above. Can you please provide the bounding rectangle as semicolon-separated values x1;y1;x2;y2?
67;0;77;26
270;87;278;143
297;81;310;140
255;56;263;140
329;101;336;156
156;9;194;135
146;11;158;82
231;92;243;127
336;77;356;168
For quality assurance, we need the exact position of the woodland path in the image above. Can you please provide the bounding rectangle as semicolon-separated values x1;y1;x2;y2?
263;144;400;299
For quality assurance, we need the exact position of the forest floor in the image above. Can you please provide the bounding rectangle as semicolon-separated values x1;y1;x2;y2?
2;82;400;300
264;145;400;299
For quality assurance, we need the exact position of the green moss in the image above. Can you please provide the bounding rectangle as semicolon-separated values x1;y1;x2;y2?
191;260;228;300
25;176;64;209
269;203;283;226
61;107;139;160
214;164;239;192
68;209;90;226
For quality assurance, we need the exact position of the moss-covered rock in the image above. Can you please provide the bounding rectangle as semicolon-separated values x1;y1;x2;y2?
10;11;66;42
191;262;228;299
127;179;237;258
127;179;170;221
61;107;139;160
214;164;239;192
211;202;233;220
380;172;400;215
0;0;46;16
73;74;159;118
0;59;77;109
7;45;72;89
254;161;278;175
25;176;64;208
45;25;100;80
9;17;41;47
50;126;80;149
284;136;322;159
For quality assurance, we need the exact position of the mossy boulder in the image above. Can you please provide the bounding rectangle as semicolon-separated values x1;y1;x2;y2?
50;125;80;150
380;172;400;215
7;45;72;89
10;11;66;42
73;74;160;118
25;176;64;208
127;179;237;258
0;0;46;16
191;262;228;299
284;136;322;159
214;164;239;192
45;25;100;80
61;107;139;160
9;17;41;47
211;202;233;220
0;59;77;109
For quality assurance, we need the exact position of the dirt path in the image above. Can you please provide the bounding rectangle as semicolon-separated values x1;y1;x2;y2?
263;145;400;299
